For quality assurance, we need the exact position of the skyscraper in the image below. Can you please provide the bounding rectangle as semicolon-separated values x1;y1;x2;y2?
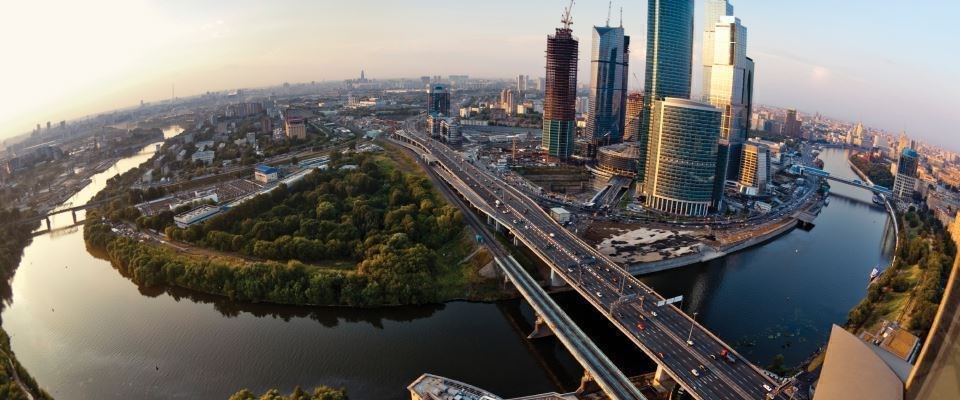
427;84;450;116
642;98;721;216
893;148;919;199
517;74;527;93
623;92;644;143
638;0;695;180
584;24;629;147
542;7;579;160
783;108;802;138
702;0;734;95
703;9;754;180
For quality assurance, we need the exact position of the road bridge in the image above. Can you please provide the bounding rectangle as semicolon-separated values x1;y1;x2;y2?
791;165;892;195
392;129;790;400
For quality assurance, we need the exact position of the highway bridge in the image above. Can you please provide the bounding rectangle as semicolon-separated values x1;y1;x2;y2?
791;165;893;195
4;196;122;231
392;129;789;400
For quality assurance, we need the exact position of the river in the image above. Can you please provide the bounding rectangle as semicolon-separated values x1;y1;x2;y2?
2;143;893;399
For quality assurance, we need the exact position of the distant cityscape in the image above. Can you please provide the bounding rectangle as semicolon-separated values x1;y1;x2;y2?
0;1;958;400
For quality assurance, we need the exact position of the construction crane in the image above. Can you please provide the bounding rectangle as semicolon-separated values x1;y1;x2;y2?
561;0;575;30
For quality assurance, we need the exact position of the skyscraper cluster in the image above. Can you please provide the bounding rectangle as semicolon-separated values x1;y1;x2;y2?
535;0;755;216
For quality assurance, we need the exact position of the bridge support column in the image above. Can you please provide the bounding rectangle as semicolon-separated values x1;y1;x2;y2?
512;235;518;246
549;269;566;287
72;210;77;224
45;217;51;231
651;364;676;393
575;371;600;395
527;314;554;339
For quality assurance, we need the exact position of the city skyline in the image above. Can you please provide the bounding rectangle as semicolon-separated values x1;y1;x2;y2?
1;0;958;151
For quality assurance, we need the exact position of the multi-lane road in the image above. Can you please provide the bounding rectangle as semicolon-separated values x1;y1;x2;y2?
394;128;789;400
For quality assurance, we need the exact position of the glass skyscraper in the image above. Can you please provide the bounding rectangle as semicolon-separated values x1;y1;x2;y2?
702;0;734;96
585;25;629;147
642;98;721;216
704;13;753;182
638;0;694;181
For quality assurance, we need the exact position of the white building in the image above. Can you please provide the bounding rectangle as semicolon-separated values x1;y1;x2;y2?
191;150;215;165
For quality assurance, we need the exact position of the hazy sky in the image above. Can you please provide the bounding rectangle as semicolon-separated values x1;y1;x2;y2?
2;0;958;150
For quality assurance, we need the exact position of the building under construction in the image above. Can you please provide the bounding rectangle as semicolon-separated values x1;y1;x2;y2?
542;4;579;160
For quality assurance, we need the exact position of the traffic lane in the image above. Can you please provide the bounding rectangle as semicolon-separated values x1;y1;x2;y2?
419;134;783;399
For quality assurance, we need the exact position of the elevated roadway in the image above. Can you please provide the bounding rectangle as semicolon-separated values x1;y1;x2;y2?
393;129;789;400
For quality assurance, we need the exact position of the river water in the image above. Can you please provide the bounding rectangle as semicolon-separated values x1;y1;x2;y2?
3;143;892;399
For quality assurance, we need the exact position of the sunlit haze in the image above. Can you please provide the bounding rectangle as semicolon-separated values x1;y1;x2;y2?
1;0;958;149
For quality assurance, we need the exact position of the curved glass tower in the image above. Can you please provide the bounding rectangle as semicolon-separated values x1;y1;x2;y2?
643;98;721;216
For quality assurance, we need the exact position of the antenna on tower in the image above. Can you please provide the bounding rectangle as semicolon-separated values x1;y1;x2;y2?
619;6;623;27
606;1;612;27
561;0;575;30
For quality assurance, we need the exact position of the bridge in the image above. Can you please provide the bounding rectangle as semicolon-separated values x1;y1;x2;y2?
790;165;892;195
392;129;788;400
5;196;121;231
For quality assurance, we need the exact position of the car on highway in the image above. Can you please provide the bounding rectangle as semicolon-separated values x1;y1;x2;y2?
636;322;645;331
762;384;773;392
691;369;700;377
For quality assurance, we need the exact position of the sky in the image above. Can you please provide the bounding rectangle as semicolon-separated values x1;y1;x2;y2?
1;0;958;150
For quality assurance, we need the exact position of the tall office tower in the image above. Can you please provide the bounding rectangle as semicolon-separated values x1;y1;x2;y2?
702;0;734;95
427;84;450;115
893;148;919;199
623;92;644;142
542;6;579;160
517;74;527;93
536;77;546;92
739;142;770;193
783;108;802;138
639;0;695;181
704;12;753;180
500;88;518;115
585;23;630;148
642;98;721;216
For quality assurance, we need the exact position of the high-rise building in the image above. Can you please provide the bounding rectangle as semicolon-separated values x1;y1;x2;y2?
739;142;771;193
500;88;518;115
897;132;912;158
783;108;802;138
585;24;630;148
624;92;644;143
893;148;919;199
542;11;579;160
517;74;527;93
702;0;734;95
642;98;721;216
703;6;754;181
639;0;695;180
427;84;450;116
284;117;306;140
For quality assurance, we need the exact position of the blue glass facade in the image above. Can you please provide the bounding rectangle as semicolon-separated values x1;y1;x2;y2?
638;0;694;180
585;26;629;146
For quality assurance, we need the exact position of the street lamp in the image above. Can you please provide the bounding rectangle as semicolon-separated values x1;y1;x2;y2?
687;312;698;346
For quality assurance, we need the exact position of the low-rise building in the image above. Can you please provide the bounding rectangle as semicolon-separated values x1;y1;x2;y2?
173;205;222;228
254;165;279;183
550;207;572;224
191;150;215;165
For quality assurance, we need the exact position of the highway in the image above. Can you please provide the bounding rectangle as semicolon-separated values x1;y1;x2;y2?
393;127;789;400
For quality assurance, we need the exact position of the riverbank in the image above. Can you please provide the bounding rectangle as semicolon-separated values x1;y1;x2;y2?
0;214;52;400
